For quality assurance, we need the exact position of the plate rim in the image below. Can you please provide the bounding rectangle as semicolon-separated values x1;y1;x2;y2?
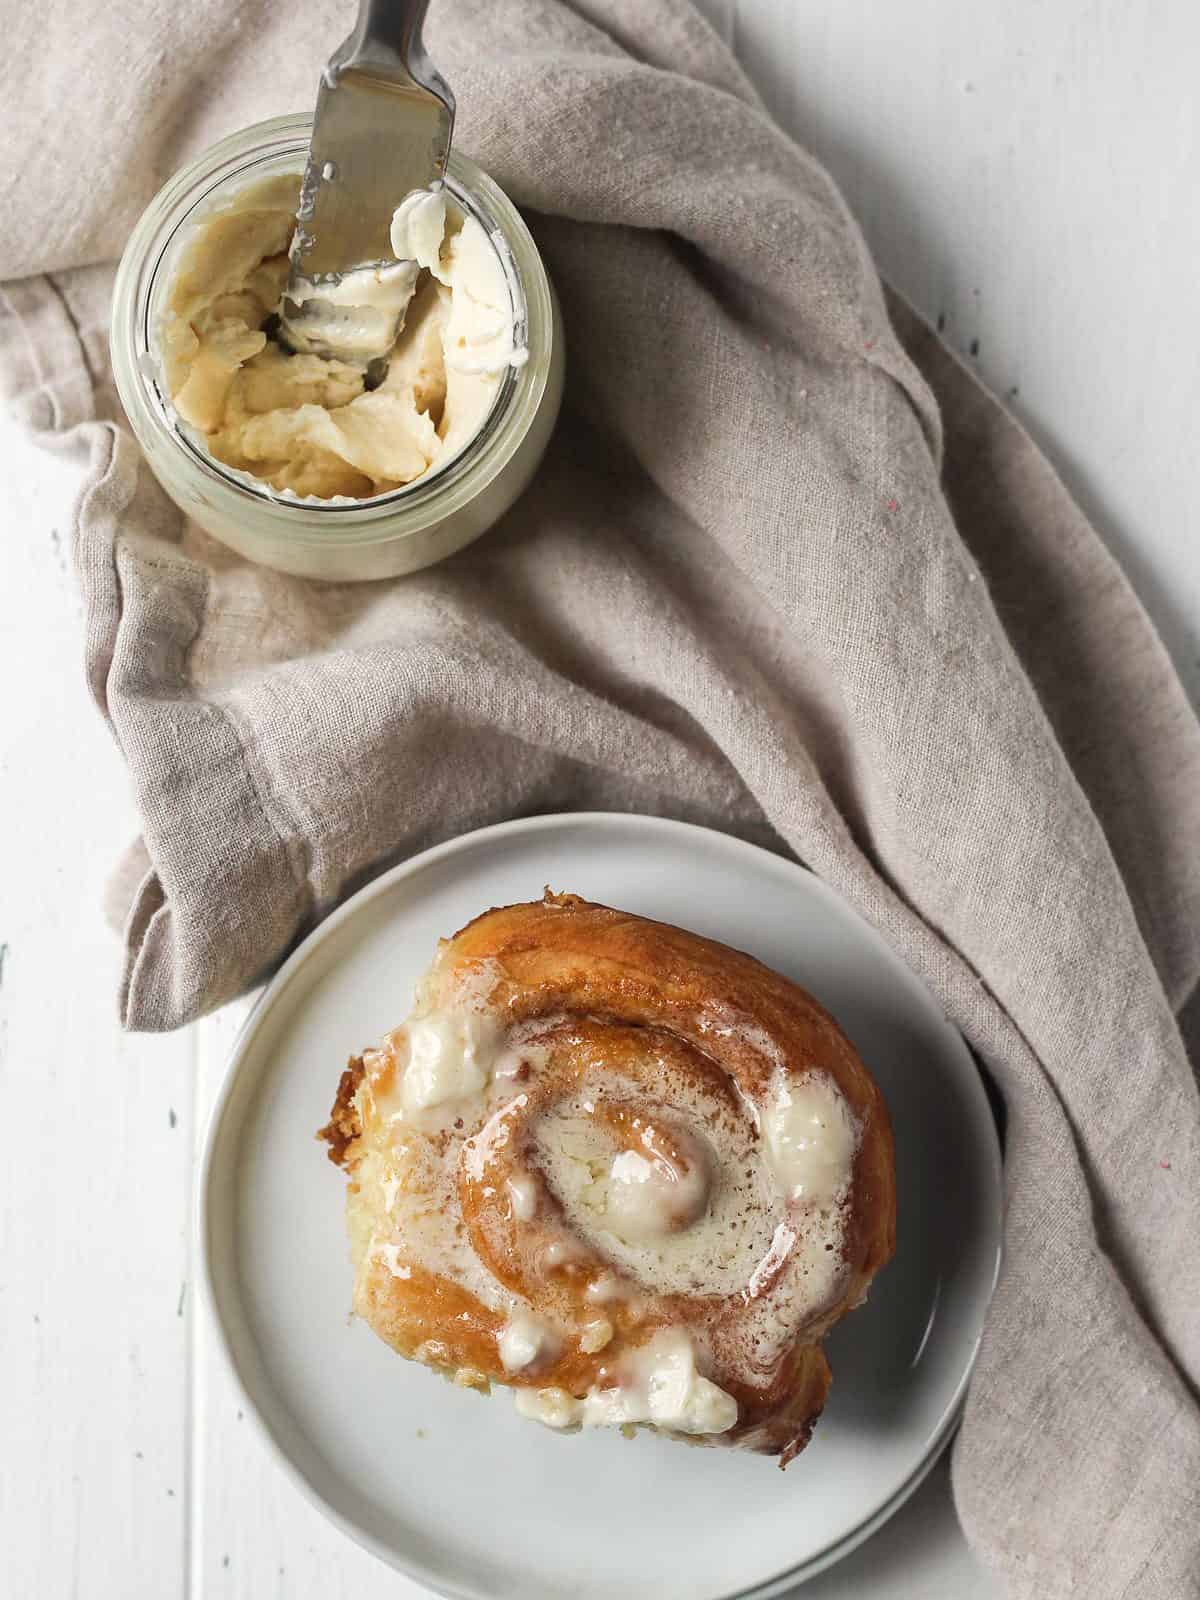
198;810;1002;1598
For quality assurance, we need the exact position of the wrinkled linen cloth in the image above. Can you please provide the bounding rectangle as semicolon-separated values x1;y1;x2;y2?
3;1;1199;1593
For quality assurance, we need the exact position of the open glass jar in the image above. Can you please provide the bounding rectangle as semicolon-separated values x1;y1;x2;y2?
111;114;563;582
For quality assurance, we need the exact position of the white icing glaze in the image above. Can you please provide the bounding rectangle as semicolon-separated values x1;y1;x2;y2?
762;1072;859;1206
579;1317;613;1353
532;1094;779;1301
375;1242;411;1279
357;959;861;1417
400;1007;498;1112
493;1042;551;1080
375;959;505;1121
746;1221;796;1300
507;1173;538;1222
498;1310;558;1374
511;1386;580;1429
585;1272;634;1305
542;1239;585;1268
380;1171;402;1214
513;1330;737;1436
604;1139;709;1244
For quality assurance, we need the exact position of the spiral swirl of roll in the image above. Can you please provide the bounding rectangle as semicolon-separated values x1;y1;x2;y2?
322;892;895;1461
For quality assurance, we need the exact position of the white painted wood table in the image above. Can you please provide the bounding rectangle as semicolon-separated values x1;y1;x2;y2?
2;2;1196;1595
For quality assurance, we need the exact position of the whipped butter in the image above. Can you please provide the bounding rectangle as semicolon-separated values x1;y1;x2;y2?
159;175;522;500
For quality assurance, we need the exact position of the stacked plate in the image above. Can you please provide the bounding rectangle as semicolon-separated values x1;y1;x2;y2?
201;814;1002;1598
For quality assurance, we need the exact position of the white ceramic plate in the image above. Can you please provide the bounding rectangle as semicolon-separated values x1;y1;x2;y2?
201;814;1002;1599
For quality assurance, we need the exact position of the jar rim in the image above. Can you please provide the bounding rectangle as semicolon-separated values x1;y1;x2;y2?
111;114;555;549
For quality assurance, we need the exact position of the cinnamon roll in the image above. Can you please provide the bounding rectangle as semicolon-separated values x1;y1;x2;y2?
319;892;895;1462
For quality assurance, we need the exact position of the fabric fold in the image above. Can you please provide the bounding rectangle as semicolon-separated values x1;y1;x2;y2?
3;1;1199;1594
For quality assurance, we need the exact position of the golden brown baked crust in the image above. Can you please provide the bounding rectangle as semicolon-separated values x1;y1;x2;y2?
318;1058;365;1168
320;890;896;1461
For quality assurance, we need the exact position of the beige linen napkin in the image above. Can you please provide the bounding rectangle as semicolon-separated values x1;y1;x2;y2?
4;1;1200;1593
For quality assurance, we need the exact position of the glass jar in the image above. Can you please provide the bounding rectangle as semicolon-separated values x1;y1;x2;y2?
111;114;563;582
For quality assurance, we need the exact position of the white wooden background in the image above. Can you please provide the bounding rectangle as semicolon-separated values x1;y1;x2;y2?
3;2;1197;1596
